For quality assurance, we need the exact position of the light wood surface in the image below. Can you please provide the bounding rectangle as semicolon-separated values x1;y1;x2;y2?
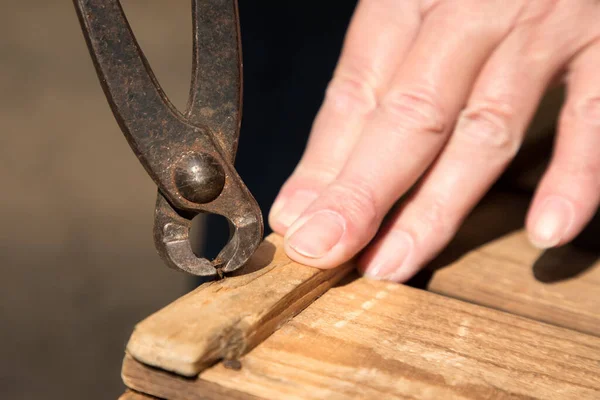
118;390;160;400
424;191;600;337
122;194;600;399
126;234;352;377
428;230;600;337
122;355;257;400
199;277;600;400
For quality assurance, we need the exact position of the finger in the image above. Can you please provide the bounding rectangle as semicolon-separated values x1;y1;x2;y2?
283;1;522;268
359;2;599;281
269;0;421;234
527;40;600;248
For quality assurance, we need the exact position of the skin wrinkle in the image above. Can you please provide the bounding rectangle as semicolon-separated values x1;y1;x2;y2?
333;0;421;109
401;195;455;244
271;0;600;282
325;180;381;230
454;105;518;156
380;90;447;136
326;72;379;116
517;0;563;26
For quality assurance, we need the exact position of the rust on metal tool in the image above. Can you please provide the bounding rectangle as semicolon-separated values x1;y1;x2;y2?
73;0;263;277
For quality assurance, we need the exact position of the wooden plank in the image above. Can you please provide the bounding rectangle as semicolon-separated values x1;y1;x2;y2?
122;355;259;400
424;192;530;273
126;233;352;377
119;390;161;400
424;191;599;336
428;230;600;336
198;277;600;400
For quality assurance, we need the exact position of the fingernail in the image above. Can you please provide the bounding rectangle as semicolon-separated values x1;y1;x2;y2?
271;190;319;229
363;230;413;280
287;210;345;258
529;196;574;249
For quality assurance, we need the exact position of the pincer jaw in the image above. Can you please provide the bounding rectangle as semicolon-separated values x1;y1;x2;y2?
153;192;263;278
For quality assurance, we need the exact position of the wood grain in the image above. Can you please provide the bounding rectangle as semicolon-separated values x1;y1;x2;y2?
122;355;258;400
428;230;600;336
126;233;352;377
198;277;600;400
123;194;599;399
118;390;161;400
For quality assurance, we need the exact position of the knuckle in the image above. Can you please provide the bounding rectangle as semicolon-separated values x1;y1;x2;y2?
325;67;378;114
327;180;380;230
455;102;519;156
380;89;447;135
569;96;600;127
403;196;453;241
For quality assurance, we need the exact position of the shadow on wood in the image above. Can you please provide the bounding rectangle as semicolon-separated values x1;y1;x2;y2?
533;245;598;283
409;191;530;289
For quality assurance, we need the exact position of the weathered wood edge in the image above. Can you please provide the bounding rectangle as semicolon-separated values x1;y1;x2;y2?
122;354;261;400
119;389;162;400
126;233;353;376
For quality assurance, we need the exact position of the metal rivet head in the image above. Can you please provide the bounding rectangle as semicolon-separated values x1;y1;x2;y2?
174;153;225;204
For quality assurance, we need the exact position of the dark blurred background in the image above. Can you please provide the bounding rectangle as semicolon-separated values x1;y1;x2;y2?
1;2;192;399
0;1;355;398
0;1;569;399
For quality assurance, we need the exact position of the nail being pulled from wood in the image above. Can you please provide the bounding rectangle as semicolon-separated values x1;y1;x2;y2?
125;233;353;377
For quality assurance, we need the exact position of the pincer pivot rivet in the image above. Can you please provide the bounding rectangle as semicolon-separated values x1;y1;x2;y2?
174;153;226;204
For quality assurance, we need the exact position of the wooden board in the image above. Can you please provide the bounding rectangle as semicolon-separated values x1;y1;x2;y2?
197;277;600;400
118;390;160;400
122;193;600;399
122;355;258;400
428;230;600;337
126;233;352;377
422;191;600;337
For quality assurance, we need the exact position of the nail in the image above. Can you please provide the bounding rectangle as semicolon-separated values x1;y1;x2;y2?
363;230;413;280
286;210;345;258
271;190;319;229
529;196;574;249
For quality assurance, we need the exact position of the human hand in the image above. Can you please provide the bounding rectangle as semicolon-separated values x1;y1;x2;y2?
269;0;600;282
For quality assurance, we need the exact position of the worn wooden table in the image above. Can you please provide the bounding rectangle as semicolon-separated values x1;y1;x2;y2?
120;193;600;399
